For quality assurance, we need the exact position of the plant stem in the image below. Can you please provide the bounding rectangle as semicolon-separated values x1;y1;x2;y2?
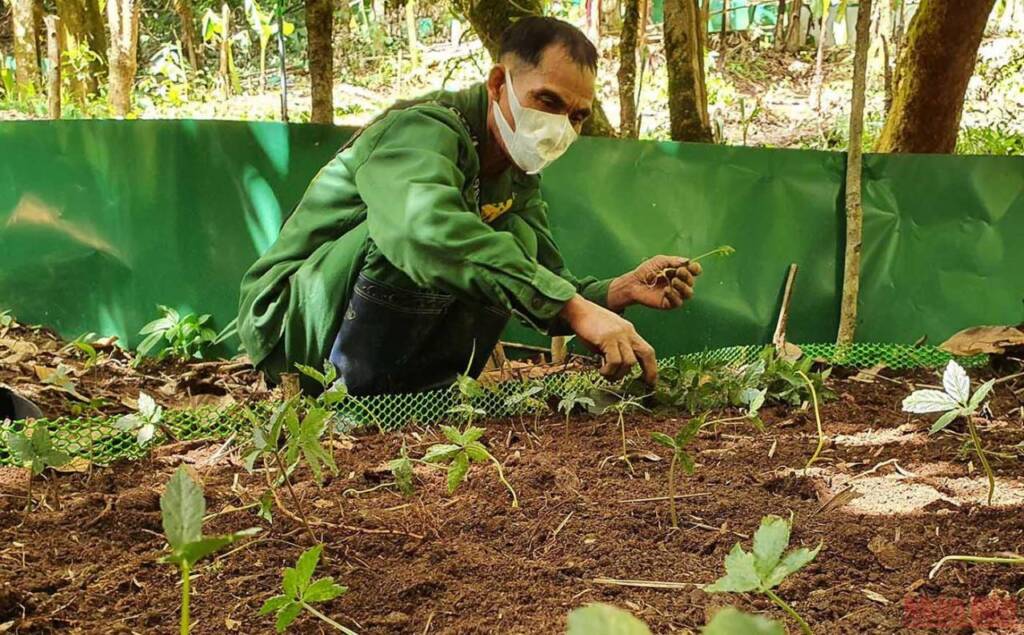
966;416;996;505
301;601;360;635
272;451;318;544
668;452;679;528
489;455;519;508
565;411;571;433
798;370;825;474
765;588;812;635
619;412;634;474
690;246;732;262
930;554;1024;579
180;563;191;635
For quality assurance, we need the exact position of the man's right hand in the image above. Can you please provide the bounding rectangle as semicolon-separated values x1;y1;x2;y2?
559;295;658;384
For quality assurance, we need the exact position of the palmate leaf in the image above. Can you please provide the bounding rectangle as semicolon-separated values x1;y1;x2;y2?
942;361;971;404
651;432;676;449
5;431;32;466
441;425;463;444
293;544;322;593
303;577;347;602
161;466;205;549
463;441;490;463
752;515;790;581
902;389;959;414
764;542;822;589
447;451;470;494
968;379;996;411
389;454;415;496
259;595;292;615
703;543;761;593
566;603;651;635
703;608;783;635
423;443;460;463
929;409;963;434
274;602;303;632
461;426;485;444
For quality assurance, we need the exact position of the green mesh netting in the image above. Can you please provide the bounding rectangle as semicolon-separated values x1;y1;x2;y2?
0;343;986;466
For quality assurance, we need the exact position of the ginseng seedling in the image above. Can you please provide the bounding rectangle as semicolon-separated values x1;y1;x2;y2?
602;393;649;474
703;515;822;635
115;391;173;448
260;544;355;634
423;424;519;507
160;466;259;635
647;245;735;287
5;425;70;511
903;360;997;504
651;416;703;528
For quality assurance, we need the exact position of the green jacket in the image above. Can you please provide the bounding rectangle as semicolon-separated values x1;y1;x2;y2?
238;83;611;378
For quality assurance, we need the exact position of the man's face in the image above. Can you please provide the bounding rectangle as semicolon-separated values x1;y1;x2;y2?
487;44;596;145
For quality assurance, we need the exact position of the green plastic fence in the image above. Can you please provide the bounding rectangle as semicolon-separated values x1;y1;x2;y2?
0;342;985;466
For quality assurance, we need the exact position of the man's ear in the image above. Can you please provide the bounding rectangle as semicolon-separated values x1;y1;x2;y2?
486;65;506;101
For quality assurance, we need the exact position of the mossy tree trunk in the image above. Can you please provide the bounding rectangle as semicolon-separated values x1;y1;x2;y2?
453;0;617;136
618;0;640;138
875;0;996;153
664;0;712;141
12;0;41;98
306;0;334;123
106;0;140;116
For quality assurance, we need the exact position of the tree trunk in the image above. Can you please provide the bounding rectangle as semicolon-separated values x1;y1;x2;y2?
405;0;420;68
306;0;334;123
664;0;712;142
54;0;96;99
875;0;996;153
173;0;202;71
106;0;140;116
454;0;617;137
12;0;41;98
810;5;827;111
44;15;62;118
785;0;804;51
774;0;786;47
837;0;872;346
82;0;107;64
618;0;640;138
219;3;233;98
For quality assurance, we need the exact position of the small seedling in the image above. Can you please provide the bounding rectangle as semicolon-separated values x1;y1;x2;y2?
260;545;355;634
602;393;649;473
136;305;221;364
703;515;822;635
504;382;548;431
5;425;70;510
160;466;260;635
651;416;703;528
423;425;518;507
646;246;736;288
903;360;997;504
701;388;767;434
703;608;783;635
114;391;166;447
798;370;826;473
296;360;383;432
557;390;596;431
566;603;650;635
38;363;86;400
388;445;415;496
66;332;101;368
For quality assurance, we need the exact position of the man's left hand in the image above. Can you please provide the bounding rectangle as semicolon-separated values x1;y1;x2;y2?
606;255;702;312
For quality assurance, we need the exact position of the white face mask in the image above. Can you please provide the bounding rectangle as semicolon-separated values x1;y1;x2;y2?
493;69;579;174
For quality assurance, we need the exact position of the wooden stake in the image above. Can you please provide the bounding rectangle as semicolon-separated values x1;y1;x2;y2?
44;15;61;119
551;336;568;364
837;0;872;345
773;264;799;351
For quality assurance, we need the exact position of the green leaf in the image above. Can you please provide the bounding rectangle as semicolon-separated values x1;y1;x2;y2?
968;379;995;411
764;542;822;589
929;409;961;434
461;426;485;444
751;515;790;581
679;451;695;475
302;578;347;603
282;567;300;598
275;601;303;632
651;432;676;449
566;603;651;635
259;595;292;615
703;608;784;635
423;444;461;463
295;363;326;386
293;545;323;593
389;455;415;496
463;441;490;463
942;361;971;404
5;431;32;465
441;425;463;444
176;534;238;565
677;416;704;444
702;544;761;593
161;466;204;549
447;451;470;494
902;389;958;414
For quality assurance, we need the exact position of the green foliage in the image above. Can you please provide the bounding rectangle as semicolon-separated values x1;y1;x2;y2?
5;425;70;476
136;305;219;364
283;406;339;485
958;126;1024;156
423;424;518;506
67;332;101;368
566;603;651;635
114;391;164;447
504;383;547;415
296;360;338;390
651;416;702;527
388;445;415;496
703;515;821;635
243;0;295;88
703;608;784;635
260;545;352;633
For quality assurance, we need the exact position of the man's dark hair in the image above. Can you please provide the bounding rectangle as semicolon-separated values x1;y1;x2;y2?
499;16;598;72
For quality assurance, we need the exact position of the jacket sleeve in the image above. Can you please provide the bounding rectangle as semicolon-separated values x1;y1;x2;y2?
353;107;578;327
516;188;613;309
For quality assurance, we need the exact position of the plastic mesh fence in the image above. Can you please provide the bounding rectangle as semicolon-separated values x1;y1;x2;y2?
0;343;986;466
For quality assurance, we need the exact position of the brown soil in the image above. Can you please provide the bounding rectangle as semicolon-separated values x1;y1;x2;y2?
2;365;1024;634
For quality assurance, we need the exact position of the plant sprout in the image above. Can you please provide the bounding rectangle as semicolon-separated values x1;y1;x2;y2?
296;360;383;432
136;305;221;364
691;245;736;263
798;370;826;473
160;466;259;635
700;388;767;434
702;515;822;635
651;416;702;528
902;360;997;504
603;393;649;473
260;545;355;634
703;608;783;635
5;425;70;509
566;603;650;635
388;445;415;496
557;390;596;431
115;391;165;447
423;424;518;507
504;382;548;431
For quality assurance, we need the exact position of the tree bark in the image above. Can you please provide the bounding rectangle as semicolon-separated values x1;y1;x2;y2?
405;0;420;68
306;0;334;123
618;0;640;138
664;0;712;142
785;0;804;51
82;0;107;64
876;0;996;153
774;0;786;47
173;0;202;71
220;3;233;98
44;15;62;118
837;0;872;346
106;0;140;116
12;0;41;98
810;4;827;111
55;0;97;99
